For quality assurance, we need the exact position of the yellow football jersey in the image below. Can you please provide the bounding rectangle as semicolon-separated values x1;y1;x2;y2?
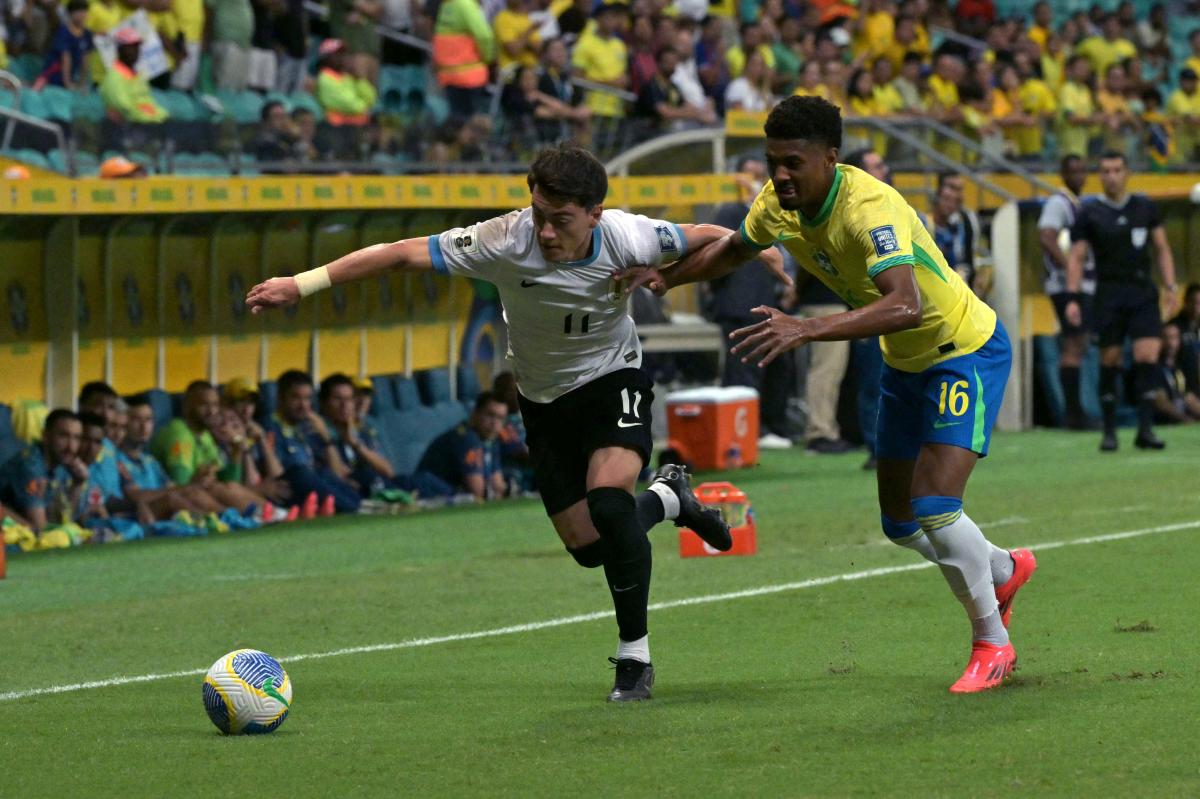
739;165;996;373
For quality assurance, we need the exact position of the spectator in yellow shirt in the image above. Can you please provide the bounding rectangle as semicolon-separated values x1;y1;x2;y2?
1095;62;1138;153
870;56;905;115
494;0;540;70
571;3;629;120
883;15;931;73
1010;52;1057;157
1057;54;1098;157
853;0;895;61
926;52;964;124
1166;68;1200;162
726;22;776;80
1074;14;1136;79
1027;1;1053;53
792;60;831;102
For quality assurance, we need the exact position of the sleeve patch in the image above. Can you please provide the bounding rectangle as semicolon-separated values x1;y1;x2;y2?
654;224;678;253
451;226;480;255
869;225;900;257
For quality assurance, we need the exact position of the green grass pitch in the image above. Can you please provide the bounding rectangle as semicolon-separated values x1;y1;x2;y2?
2;427;1199;797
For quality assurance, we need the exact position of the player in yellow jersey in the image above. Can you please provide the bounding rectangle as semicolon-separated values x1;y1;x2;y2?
620;97;1036;693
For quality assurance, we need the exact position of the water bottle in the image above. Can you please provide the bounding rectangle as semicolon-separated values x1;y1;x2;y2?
725;442;742;469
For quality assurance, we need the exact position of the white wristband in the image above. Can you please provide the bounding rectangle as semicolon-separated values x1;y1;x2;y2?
294;266;332;298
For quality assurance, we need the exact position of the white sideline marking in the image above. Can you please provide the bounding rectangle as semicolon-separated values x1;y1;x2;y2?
3;519;1199;704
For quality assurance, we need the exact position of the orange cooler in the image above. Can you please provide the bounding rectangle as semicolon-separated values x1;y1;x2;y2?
665;386;759;471
680;482;757;557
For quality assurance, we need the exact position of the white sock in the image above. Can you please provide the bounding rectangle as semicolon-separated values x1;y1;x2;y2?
616;635;650;664
922;511;1009;646
895;530;939;563
647;482;680;521
989;544;1015;586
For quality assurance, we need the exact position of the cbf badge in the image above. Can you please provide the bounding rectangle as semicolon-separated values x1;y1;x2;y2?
869;225;899;256
1131;227;1147;249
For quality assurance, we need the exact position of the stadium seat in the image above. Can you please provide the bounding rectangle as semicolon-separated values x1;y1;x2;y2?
140;389;175;430
38;86;74;122
0;88;17;111
10;54;42;84
456;364;481;405
415;368;452;405
257;381;278;418
0;404;19;467
212;90;263;125
70;92;107;123
393;376;422;412
72;151;100;176
18;90;49;120
288;92;324;121
170;392;185;419
5;149;51;170
152;90;198;123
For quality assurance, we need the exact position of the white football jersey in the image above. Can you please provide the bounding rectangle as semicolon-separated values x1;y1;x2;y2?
430;208;687;402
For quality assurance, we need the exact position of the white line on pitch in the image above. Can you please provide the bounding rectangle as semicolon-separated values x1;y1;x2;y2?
2;518;1198;704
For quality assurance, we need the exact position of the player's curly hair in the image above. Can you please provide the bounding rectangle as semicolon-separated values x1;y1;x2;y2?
527;144;608;210
764;96;842;150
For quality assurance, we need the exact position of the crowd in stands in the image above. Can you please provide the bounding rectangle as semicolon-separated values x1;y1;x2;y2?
4;0;1200;173
0;369;534;552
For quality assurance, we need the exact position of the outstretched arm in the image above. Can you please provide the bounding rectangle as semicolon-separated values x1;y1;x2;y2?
614;228;790;295
730;265;923;367
246;236;434;313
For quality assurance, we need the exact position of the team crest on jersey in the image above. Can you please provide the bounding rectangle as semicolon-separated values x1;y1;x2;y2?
869;225;899;256
813;250;838;277
453;226;480;255
1131;227;1147;248
654;225;678;253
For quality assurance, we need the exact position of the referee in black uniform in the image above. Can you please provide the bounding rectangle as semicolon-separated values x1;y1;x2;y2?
1065;152;1179;451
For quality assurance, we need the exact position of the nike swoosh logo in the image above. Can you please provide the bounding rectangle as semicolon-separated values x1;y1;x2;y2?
612;584;638;593
617;420;643;428
520;279;539;287
932;420;963;429
261;675;290;708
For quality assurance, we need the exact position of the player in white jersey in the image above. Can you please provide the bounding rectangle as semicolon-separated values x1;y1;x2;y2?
1038;155;1097;429
247;144;787;701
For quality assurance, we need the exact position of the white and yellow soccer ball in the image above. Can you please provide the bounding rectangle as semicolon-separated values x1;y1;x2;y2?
202;649;292;735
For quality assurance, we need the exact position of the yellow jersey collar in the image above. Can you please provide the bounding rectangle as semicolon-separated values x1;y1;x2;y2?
798;165;843;228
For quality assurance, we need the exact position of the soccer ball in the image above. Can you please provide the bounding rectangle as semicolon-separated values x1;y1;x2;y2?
202;649;292;735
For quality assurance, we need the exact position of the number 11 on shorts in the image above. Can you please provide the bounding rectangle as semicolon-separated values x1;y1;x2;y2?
621;388;643;419
938;379;970;416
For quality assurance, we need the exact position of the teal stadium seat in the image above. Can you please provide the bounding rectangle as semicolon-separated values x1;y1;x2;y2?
38;86;74;121
152;90;198;122
72;151;100;175
213;90;263;125
456;364;481;405
10;54;42;84
71;92;107;123
18;90;49;120
0;88;16;110
288;92;324;121
6;149;51;169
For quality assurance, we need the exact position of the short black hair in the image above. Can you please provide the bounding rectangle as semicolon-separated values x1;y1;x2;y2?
1060;154;1084;170
527;143;608;210
78;381;117;408
1066;53;1090;70
931;170;960;190
261;100;285;122
841;148;875;169
473;391;506;412
186;379;215;397
278;369;313;397
764;96;842;149
126;393;152;410
1100;150;1127;164
44;408;79;435
319;373;355;405
902;51;923;65
1182;281;1200;299
78;410;106;430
